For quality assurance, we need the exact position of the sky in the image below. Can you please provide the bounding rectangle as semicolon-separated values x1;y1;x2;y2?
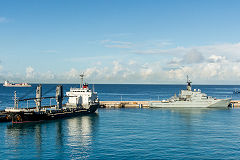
1;0;240;84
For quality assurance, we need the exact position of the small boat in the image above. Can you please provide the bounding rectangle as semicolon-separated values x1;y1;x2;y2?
150;76;231;108
3;80;31;87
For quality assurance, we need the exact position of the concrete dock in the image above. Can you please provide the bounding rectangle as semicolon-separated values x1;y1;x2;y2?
100;100;240;108
100;101;158;108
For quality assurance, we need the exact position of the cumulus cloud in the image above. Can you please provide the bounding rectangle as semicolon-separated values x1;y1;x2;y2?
128;60;136;65
24;66;56;82
78;54;240;84
26;66;35;79
167;56;240;83
66;68;79;79
112;61;123;75
42;71;55;80
181;49;205;64
2;41;240;84
208;55;226;63
133;42;240;60
140;68;153;79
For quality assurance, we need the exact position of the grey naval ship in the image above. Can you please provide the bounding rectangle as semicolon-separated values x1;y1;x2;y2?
150;77;231;108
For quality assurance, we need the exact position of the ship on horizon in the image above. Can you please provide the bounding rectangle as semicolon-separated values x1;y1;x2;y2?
3;80;31;87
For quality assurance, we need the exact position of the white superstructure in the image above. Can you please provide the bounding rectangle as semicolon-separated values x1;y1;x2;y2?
66;74;99;110
150;77;231;108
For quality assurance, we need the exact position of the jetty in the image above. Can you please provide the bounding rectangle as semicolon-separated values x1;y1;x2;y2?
100;101;154;108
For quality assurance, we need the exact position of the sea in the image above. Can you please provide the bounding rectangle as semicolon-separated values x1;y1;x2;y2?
1;84;240;159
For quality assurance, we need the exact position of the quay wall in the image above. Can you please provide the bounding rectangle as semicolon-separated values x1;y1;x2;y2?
99;101;160;108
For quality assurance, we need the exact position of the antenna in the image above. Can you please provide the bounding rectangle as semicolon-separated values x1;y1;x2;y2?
186;75;192;83
80;73;84;88
186;75;192;91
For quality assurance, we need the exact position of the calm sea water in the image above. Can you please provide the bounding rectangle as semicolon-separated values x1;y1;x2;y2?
1;84;240;159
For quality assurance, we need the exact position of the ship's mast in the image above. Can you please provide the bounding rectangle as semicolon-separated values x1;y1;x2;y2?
80;73;84;88
56;85;63;109
14;91;18;109
35;84;42;112
186;75;192;91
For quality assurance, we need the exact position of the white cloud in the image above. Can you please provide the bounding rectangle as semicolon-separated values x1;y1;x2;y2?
133;42;240;61
2;42;240;84
66;68;79;79
181;49;205;64
112;61;123;75
140;68;153;79
128;60;136;65
26;66;35;79
42;71;55;80
24;66;56;82
208;55;226;63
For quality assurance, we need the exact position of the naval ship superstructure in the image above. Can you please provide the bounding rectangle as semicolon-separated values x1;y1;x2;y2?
150;77;231;108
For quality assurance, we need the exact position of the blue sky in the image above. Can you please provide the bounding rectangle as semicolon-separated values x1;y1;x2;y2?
1;0;240;84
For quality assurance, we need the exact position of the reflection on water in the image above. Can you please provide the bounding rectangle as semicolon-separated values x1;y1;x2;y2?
166;107;230;115
160;108;230;125
66;115;97;159
5;114;99;159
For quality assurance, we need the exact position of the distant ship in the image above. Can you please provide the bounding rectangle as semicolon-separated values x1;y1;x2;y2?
3;80;31;87
150;76;231;108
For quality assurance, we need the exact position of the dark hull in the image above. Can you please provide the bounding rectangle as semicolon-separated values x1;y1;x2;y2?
1;104;99;123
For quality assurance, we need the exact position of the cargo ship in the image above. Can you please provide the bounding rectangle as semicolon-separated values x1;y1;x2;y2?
3;80;31;87
0;74;99;123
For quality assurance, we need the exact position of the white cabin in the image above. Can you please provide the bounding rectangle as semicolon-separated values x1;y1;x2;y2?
66;83;98;109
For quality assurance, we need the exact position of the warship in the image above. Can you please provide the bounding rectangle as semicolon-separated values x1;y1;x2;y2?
150;76;231;108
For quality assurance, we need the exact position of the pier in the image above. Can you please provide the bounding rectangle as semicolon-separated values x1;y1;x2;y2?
100;101;156;108
100;100;240;108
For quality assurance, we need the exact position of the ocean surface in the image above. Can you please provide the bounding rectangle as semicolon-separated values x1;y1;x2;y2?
1;84;240;159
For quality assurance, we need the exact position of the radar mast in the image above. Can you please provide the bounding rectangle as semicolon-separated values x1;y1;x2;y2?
186;75;192;91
